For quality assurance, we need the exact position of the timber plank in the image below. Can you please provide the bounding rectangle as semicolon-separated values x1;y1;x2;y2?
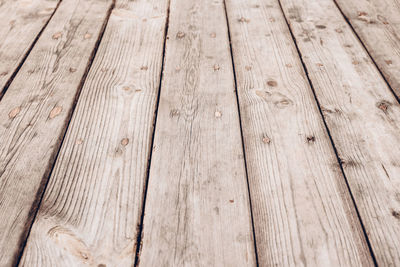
279;0;400;265
0;0;113;265
20;0;169;266
225;0;373;266
335;0;400;99
137;0;257;265
0;0;59;96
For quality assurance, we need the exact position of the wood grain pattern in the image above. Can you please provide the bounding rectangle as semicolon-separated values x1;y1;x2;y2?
137;0;257;265
279;0;400;265
0;0;59;96
334;0;400;99
224;0;373;266
20;0;169;266
0;0;113;265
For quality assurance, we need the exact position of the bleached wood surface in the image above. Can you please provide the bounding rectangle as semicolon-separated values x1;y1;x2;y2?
335;0;400;98
20;0;169;266
0;0;399;265
280;0;400;264
0;0;59;96
0;0;113;265
225;0;373;265
137;0;257;265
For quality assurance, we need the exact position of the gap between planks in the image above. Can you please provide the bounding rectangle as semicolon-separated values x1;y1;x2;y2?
133;0;171;266
221;0;260;266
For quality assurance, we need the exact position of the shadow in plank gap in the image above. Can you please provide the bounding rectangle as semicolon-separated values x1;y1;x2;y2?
0;0;114;265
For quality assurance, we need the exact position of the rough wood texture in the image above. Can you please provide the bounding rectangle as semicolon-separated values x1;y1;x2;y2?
280;0;400;265
20;1;169;266
335;0;400;99
0;0;59;96
137;0;257;265
0;0;113;265
224;0;373;266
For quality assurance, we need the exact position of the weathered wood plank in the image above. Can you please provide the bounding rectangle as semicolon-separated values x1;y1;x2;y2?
279;0;400;265
137;0;257;265
0;0;113;265
19;1;169;266
0;0;59;96
335;0;400;99
224;0;373;266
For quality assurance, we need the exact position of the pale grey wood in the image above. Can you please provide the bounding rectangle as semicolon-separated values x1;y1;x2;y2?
0;0;59;96
20;0;169;266
0;0;113;265
280;0;400;265
137;0;257;265
335;0;400;99
224;0;373;266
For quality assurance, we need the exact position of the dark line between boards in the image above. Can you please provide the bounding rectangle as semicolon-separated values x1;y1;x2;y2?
222;1;260;266
133;1;171;266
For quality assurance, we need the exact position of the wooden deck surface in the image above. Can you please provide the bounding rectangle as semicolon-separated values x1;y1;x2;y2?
0;0;399;266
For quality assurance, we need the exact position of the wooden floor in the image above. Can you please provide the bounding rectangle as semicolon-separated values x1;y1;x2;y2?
1;0;400;266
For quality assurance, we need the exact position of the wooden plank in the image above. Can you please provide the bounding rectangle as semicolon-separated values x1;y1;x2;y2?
224;0;373;266
0;0;113;265
279;0;400;265
137;0;257;265
0;0;59;96
19;1;169;266
334;0;400;99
